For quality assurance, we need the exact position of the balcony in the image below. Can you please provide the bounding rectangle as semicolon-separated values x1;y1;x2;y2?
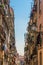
0;3;8;16
30;21;37;32
4;0;9;5
33;47;37;55
27;25;31;32
0;26;6;41
24;46;28;51
30;12;33;19
4;0;8;4
30;47;37;59
32;4;37;13
30;5;37;18
0;4;5;15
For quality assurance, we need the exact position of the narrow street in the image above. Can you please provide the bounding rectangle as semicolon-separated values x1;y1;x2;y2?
0;0;43;65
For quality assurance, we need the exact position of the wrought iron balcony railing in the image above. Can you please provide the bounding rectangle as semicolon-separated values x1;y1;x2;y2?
0;26;6;41
0;4;5;15
33;4;37;13
0;3;8;16
24;46;28;51
30;12;33;19
4;0;10;5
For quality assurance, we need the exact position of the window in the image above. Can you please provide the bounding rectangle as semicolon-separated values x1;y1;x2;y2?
40;52;42;65
39;24;41;30
36;32;42;46
39;0;41;14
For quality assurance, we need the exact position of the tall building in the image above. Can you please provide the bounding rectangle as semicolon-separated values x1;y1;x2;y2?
36;0;43;65
0;0;17;65
24;0;43;65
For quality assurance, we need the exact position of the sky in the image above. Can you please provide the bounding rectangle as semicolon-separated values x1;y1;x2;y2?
10;0;33;55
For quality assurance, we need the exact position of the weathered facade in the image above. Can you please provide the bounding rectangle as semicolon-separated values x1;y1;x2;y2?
24;0;43;65
0;0;16;65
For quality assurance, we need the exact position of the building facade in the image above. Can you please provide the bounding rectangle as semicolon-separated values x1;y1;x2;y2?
0;0;17;65
24;0;43;65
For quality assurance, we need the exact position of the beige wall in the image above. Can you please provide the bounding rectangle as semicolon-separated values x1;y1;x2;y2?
38;47;43;65
37;0;43;32
37;1;43;65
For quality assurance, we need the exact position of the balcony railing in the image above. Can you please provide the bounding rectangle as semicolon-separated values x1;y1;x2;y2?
30;4;37;18
0;4;5;15
30;12;33;19
4;0;10;5
33;47;37;55
32;4;37;13
31;24;37;31
0;3;8;16
24;46;28;51
0;26;6;41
